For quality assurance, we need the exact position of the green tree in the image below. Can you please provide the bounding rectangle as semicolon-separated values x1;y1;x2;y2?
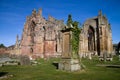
0;44;6;48
71;21;81;58
67;14;73;27
66;14;81;58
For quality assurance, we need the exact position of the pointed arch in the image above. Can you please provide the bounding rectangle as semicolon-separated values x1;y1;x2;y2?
88;26;95;51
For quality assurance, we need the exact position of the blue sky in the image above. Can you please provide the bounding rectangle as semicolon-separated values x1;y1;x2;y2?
0;0;120;47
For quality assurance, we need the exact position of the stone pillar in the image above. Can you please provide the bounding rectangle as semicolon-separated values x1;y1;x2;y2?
94;29;97;55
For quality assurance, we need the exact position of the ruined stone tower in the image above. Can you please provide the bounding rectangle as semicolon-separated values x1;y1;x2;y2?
79;11;113;57
20;9;65;59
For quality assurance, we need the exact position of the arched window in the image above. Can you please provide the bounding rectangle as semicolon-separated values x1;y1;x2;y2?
88;26;95;51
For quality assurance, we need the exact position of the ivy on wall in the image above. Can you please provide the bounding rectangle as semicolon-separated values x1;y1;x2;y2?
71;22;81;58
67;14;81;58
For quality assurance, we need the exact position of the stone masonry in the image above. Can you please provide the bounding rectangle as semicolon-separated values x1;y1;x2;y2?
20;9;65;59
13;9;113;59
79;11;113;58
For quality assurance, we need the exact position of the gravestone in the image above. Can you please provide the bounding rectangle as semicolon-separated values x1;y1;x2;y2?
59;28;81;71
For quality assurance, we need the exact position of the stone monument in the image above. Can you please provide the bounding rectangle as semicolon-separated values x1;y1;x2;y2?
59;28;81;71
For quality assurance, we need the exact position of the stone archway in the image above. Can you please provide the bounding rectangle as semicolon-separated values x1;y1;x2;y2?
88;26;95;52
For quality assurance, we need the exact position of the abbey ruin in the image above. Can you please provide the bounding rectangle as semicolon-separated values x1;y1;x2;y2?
13;9;113;59
79;11;113;58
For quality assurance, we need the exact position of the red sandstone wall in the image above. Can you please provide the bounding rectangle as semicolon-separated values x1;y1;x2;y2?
44;41;56;57
33;43;43;54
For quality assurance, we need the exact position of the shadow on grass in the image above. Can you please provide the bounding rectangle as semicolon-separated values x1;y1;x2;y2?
106;65;120;68
97;64;120;68
52;62;59;69
0;72;8;77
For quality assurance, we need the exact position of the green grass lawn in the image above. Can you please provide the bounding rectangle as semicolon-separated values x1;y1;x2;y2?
1;56;120;80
